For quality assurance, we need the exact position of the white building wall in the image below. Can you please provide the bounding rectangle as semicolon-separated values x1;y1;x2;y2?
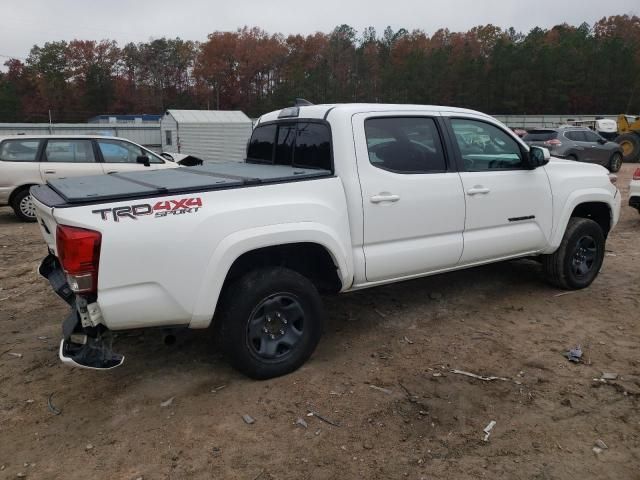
176;122;252;162
160;110;253;162
160;116;179;153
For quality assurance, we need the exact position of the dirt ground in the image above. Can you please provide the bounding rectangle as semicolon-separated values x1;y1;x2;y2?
0;165;638;480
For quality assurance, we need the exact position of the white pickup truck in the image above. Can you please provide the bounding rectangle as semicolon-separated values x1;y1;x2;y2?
31;104;621;379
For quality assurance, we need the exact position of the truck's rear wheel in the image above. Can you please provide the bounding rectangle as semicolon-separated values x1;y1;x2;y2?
542;218;605;290
216;267;324;379
615;133;640;163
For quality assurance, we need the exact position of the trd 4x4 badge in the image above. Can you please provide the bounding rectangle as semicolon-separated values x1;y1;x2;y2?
93;197;203;222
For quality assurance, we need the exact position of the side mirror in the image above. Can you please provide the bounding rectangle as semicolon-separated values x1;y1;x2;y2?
528;146;550;168
136;155;151;167
597;138;607;145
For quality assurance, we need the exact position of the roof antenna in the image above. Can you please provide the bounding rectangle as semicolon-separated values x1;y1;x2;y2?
294;98;314;106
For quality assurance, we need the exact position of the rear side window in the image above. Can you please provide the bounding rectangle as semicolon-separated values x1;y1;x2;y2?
247;122;332;170
565;131;586;141
364;117;447;173
45;140;96;163
0;139;41;162
523;131;557;142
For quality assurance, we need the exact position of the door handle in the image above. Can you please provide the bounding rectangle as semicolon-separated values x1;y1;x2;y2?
370;194;400;204
467;186;490;196
44;170;56;174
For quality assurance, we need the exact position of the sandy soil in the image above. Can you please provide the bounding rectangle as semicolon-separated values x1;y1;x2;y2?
0;165;639;480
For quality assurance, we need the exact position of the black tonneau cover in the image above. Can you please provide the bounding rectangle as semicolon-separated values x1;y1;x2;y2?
31;162;332;207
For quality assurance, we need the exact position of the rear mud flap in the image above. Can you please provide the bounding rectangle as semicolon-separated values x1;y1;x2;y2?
40;254;125;370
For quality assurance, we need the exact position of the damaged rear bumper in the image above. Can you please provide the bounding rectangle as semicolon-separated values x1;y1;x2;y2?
39;254;124;370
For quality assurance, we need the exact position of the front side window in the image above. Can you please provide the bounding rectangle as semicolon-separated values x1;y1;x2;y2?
451;119;524;171
0;140;41;162
45;140;96;163
98;139;162;164
364;117;447;173
583;130;601;142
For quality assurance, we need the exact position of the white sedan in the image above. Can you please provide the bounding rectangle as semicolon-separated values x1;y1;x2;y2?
0;135;179;221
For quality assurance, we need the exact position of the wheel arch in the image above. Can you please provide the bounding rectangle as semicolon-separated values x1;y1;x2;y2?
545;194;615;253
189;223;353;329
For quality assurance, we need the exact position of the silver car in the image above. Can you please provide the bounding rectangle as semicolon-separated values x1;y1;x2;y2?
523;127;623;172
0;135;179;221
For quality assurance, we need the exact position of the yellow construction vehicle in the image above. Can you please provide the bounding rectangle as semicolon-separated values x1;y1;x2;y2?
615;114;640;163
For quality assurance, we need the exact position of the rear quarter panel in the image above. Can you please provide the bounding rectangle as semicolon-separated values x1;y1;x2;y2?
51;177;353;330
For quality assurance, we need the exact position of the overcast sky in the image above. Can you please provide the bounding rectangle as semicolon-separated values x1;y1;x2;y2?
1;0;638;61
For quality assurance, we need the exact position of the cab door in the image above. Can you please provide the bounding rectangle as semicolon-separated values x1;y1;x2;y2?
40;139;104;181
447;116;553;264
353;113;466;282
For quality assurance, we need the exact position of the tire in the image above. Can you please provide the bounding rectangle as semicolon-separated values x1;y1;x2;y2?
608;152;622;173
615;133;640;163
542;218;605;290
566;154;578;161
10;188;37;222
216;267;325;379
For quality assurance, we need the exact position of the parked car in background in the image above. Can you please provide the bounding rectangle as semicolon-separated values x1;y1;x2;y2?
511;127;528;138
0;135;179;221
523;127;623;173
630;167;640;214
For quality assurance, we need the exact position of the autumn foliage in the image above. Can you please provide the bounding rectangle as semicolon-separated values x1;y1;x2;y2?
0;15;639;122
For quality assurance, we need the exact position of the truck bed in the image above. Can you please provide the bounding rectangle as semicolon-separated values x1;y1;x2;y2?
30;162;332;207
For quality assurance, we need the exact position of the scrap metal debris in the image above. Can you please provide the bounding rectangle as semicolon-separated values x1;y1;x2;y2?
483;420;497;442
242;414;256;425
7;352;23;358
369;384;393;394
403;336;414;345
600;373;618;381
47;392;61;415
595;439;608;450
295;418;308;429
450;369;510;382
160;397;175;407
306;407;341;427
563;346;583;363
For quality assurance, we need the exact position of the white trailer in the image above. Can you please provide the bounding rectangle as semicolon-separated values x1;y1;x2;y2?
160;110;253;162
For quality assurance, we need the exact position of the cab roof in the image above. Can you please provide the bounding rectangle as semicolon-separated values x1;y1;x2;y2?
257;103;495;124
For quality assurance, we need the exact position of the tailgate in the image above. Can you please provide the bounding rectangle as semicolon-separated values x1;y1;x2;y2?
31;191;59;254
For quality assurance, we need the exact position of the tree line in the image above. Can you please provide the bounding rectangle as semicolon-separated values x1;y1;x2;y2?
0;15;638;122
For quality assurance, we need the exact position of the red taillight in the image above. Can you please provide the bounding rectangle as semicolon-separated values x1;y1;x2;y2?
544;139;562;146
56;225;101;293
633;168;640;181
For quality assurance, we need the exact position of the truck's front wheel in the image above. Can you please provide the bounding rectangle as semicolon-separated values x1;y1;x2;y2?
216;267;325;379
542;218;605;290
